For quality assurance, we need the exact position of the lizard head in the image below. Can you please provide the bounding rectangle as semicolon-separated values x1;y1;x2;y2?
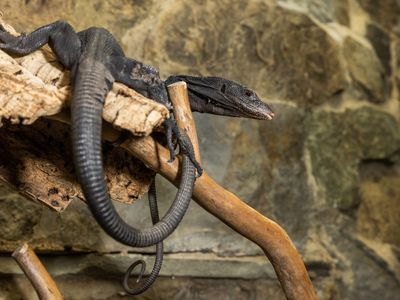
165;75;274;120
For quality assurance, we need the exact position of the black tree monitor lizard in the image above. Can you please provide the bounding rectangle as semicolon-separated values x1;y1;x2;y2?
0;21;274;295
0;21;201;248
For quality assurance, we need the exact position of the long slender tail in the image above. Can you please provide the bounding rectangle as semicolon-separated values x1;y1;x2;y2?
123;179;163;295
71;63;196;248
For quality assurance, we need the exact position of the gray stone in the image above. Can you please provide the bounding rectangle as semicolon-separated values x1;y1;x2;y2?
0;251;340;299
305;108;400;209
396;39;400;93
0;275;287;300
357;162;400;246
325;227;400;300
356;0;400;31
366;24;392;75
305;111;358;209
1;0;156;39
343;37;387;103
352;109;400;159
0;253;275;279
0;182;41;249
257;103;314;241
278;0;350;25
126;1;347;106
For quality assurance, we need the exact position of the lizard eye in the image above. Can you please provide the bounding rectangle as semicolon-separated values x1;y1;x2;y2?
244;89;252;97
221;84;227;93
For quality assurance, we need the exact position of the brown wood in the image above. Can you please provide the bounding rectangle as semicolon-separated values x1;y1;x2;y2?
45;92;317;300
1;67;316;300
12;243;63;300
0;20;166;209
167;81;202;164
121;136;317;300
9;71;317;300
122;82;316;299
0;19;317;300
0;117;155;211
0;36;168;136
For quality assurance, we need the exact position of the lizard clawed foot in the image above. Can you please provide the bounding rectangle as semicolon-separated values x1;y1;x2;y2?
176;132;203;177
164;118;176;163
108;130;130;147
163;118;203;177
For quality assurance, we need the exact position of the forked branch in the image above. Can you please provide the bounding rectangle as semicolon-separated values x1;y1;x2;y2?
0;20;316;300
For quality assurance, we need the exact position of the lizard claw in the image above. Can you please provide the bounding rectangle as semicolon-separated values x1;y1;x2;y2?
164;118;176;163
177;134;203;177
163;118;203;177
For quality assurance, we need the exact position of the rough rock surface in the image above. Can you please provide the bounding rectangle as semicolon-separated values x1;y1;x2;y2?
0;0;400;299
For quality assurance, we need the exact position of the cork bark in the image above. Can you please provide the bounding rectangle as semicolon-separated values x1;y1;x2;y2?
0;20;169;210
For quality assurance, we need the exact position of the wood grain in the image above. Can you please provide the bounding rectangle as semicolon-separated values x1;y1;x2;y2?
167;81;202;164
12;243;63;300
0;19;317;300
123;83;317;300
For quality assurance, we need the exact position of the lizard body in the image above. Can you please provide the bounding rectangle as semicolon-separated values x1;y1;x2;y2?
0;21;197;248
0;21;198;294
0;21;274;295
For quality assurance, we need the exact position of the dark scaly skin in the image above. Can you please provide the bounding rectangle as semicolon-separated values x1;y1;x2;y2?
0;21;275;295
0;21;197;247
118;75;275;294
123;179;163;295
0;21;199;295
165;75;275;120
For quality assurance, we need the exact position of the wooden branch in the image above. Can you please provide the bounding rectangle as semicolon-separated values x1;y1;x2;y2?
12;243;63;300
167;81;202;164
48;92;317;300
121;136;317;300
0;19;316;300
0;20;166;210
0;49;169;135
0;118;156;211
165;83;315;299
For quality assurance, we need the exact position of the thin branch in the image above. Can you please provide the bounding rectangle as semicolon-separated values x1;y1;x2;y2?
0;20;317;300
121;132;317;300
12;243;63;300
167;81;202;164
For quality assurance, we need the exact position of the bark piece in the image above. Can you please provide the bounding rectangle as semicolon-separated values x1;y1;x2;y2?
0;19;167;209
0;119;155;211
0;48;169;136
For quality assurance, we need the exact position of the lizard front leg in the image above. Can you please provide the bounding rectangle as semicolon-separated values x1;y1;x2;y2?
112;57;203;175
0;22;197;247
0;22;196;295
0;21;81;70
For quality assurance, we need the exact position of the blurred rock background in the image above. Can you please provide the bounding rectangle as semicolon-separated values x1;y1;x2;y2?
0;0;399;299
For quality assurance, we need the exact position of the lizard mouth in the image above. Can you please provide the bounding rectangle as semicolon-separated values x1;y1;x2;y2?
265;111;275;120
239;102;275;120
218;105;275;120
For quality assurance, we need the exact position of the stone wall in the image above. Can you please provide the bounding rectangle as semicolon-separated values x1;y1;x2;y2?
0;0;399;299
